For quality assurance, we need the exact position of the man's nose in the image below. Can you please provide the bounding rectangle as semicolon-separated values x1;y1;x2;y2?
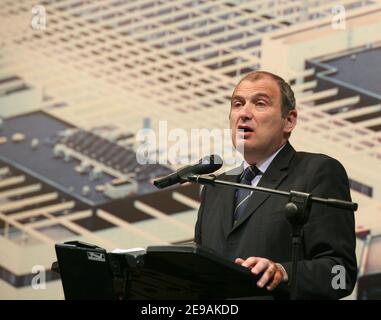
238;103;252;121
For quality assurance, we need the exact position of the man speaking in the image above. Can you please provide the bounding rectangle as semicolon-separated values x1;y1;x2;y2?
194;71;357;299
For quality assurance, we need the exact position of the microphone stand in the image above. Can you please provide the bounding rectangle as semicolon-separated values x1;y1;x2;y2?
186;174;358;300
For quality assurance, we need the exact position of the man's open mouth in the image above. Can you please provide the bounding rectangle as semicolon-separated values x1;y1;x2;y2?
238;125;254;133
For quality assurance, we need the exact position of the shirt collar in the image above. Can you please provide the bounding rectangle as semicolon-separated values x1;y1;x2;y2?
243;143;286;174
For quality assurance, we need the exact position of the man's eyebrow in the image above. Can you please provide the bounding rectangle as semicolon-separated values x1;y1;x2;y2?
252;93;272;101
231;94;245;101
231;93;272;102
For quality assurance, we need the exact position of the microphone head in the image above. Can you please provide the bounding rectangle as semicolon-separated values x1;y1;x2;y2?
153;155;223;189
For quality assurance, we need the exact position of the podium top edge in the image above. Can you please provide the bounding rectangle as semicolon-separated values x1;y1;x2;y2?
146;243;200;254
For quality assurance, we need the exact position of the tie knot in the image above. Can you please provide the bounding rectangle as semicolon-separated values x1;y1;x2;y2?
241;165;260;184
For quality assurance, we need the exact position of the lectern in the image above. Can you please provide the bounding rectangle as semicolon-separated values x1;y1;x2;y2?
53;241;274;300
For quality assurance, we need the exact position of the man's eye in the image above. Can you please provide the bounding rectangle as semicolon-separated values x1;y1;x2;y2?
256;101;267;107
232;102;242;108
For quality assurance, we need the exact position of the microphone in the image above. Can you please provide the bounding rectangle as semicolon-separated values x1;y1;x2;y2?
153;154;223;189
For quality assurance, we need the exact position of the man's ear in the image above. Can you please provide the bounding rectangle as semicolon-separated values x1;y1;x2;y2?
284;109;297;134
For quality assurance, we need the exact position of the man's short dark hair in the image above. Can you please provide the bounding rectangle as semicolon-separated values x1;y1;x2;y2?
234;71;296;118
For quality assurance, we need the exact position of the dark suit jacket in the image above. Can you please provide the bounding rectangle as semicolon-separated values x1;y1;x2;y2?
195;142;357;299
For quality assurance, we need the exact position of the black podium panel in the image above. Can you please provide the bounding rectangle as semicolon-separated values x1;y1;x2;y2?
55;241;115;300
124;245;266;299
54;242;270;300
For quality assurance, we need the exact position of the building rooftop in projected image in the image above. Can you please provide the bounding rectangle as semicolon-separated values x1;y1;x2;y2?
325;46;381;95
0;111;172;206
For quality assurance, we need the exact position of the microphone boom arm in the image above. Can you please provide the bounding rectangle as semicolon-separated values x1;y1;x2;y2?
187;174;358;211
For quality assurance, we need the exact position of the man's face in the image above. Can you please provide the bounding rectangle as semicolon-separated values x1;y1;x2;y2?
229;77;296;164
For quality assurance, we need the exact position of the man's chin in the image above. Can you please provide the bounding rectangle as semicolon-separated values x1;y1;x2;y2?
234;141;257;156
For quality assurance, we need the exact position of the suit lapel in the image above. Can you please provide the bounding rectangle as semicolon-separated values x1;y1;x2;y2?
229;142;296;235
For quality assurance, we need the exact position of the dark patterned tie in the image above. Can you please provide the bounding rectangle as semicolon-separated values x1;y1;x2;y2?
233;166;261;224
